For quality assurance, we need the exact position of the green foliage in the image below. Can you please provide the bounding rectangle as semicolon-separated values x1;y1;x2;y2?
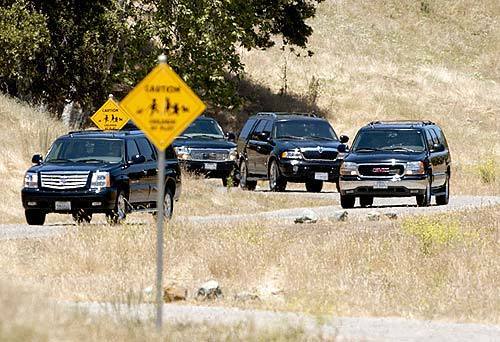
477;157;496;184
402;217;461;255
0;0;322;118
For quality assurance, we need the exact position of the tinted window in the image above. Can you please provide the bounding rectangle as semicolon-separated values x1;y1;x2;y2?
424;131;434;150
165;146;176;159
179;118;224;138
352;129;425;152
45;138;124;163
136;138;155;161
428;129;439;145
275;120;338;140
239;118;257;140
251;120;268;138
126;140;140;160
263;121;273;134
432;127;449;148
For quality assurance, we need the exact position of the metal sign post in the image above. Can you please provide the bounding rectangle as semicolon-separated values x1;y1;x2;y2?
155;148;165;330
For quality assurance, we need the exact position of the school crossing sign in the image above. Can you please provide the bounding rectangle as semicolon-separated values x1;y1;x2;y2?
90;97;129;130
120;60;206;150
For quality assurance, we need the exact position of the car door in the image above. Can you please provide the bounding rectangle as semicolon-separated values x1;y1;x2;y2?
125;139;148;203
246;119;267;175
253;121;274;175
135;137;158;203
427;128;447;187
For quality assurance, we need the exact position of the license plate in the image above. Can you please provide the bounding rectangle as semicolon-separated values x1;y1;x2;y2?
55;201;71;211
314;172;328;181
204;163;217;171
373;181;388;189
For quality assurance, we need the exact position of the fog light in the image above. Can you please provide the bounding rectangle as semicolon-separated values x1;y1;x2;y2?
92;201;102;206
410;190;419;194
293;166;299;173
27;201;37;206
346;190;354;194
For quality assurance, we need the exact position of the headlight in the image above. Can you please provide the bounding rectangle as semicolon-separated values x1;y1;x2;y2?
174;146;191;160
24;172;38;189
91;171;110;190
340;162;358;176
281;150;303;159
405;161;425;175
228;148;238;161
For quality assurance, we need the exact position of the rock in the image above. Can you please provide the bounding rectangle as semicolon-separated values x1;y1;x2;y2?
332;210;348;222
163;285;187;303
294;209;319;224
384;212;398;220
234;291;260;302
196;280;222;300
143;286;153;295
367;211;381;221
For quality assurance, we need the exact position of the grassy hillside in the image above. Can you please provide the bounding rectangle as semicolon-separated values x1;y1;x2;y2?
242;0;500;167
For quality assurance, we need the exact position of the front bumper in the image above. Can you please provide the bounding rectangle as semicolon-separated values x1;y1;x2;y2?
179;160;236;178
21;187;117;213
339;176;427;197
279;159;342;182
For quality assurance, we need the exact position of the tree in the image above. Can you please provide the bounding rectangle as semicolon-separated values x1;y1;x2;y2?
0;0;323;120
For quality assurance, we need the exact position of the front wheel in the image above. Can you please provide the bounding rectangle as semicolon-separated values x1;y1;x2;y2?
269;160;287;192
239;160;257;191
416;178;432;207
359;196;374;207
25;210;46;225
305;180;323;193
340;194;355;209
106;190;128;225
435;175;450;206
162;187;174;220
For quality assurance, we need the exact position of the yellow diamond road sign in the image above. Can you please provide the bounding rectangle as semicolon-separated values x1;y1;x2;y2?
120;63;206;150
91;98;129;131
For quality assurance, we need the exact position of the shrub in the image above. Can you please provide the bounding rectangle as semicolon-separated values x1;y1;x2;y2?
477;158;496;184
402;217;461;255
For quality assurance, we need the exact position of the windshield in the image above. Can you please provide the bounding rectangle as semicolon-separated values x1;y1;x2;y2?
352;129;426;152
179;119;224;138
274;120;338;140
45;138;124;163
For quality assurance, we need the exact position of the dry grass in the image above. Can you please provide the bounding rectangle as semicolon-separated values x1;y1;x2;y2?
1;207;498;324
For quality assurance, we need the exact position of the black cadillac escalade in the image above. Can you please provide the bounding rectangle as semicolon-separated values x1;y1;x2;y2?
338;121;451;208
21;130;181;225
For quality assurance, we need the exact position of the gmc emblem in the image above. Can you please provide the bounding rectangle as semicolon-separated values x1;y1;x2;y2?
372;167;389;173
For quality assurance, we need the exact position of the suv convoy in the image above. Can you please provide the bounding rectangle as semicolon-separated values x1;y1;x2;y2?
338;121;451;208
237;112;347;192
21;130;181;225
173;116;238;186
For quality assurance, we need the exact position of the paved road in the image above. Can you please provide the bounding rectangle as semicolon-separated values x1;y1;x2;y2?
71;302;500;341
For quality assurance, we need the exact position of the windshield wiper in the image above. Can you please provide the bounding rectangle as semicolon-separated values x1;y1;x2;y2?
186;134;221;139
381;146;418;152
354;147;385;152
78;158;108;163
46;158;75;163
304;136;336;141
276;135;304;140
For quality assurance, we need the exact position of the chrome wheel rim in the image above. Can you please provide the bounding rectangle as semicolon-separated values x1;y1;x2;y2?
270;162;277;189
163;193;172;218
240;162;247;187
117;194;126;220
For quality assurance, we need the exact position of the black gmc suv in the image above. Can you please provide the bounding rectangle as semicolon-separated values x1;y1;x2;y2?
172;116;238;186
21;130;181;225
338;121;451;208
237;112;347;192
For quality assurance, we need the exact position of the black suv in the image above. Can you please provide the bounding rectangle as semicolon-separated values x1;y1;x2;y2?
21;130;181;225
237;113;347;192
172;116;237;186
338;121;451;208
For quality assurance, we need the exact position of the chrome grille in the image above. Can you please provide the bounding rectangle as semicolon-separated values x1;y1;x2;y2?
41;171;90;189
358;164;405;178
301;147;338;160
190;149;228;161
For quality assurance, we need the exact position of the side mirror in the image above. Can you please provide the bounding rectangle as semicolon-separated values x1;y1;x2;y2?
337;144;347;153
130;154;146;164
32;154;43;164
225;132;236;142
340;135;349;144
432;143;444;152
258;132;270;141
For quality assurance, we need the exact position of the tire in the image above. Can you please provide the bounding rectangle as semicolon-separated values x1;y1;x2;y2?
435;175;450;206
416;177;432;207
269;160;287;192
25;210;46;225
239;160;257;191
162;187;174;220
340;194;355;209
305;180;323;193
359;196;374;208
106;190;127;225
72;210;92;224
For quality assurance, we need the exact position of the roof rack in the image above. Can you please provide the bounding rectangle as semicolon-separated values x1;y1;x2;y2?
256;112;317;118
369;120;434;126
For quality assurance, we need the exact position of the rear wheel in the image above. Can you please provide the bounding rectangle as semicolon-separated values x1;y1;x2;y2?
305;180;323;193
416;178;432;207
25;210;46;225
269;160;287;192
162;187;174;220
106;190;127;225
435;175;450;206
239;160;257;191
340;194;355;209
72;210;92;224
359;196;374;207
